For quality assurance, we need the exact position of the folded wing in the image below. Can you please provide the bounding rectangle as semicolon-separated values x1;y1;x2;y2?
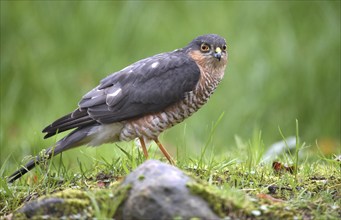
43;50;200;138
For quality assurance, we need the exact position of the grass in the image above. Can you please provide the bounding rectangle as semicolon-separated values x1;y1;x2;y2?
0;1;340;219
1;121;340;219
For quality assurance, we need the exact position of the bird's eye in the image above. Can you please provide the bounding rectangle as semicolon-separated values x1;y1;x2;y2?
222;45;227;51
200;43;210;52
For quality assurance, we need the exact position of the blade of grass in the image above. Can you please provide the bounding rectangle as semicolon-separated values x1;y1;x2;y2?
198;112;225;169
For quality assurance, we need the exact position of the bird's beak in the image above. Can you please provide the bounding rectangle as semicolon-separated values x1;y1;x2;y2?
214;47;222;61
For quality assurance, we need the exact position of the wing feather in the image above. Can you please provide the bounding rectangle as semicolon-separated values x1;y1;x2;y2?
43;50;200;138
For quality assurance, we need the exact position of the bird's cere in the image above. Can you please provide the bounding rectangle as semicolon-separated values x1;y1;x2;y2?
215;47;222;53
214;47;222;61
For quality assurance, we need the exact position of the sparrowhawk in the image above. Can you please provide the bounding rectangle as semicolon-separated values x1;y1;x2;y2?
8;34;228;182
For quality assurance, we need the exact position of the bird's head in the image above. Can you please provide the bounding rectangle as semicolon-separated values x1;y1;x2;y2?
185;34;228;71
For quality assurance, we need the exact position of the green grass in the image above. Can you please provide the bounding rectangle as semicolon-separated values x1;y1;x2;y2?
0;1;340;219
1;127;340;218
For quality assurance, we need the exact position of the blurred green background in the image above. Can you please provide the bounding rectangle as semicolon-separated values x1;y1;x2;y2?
1;1;340;174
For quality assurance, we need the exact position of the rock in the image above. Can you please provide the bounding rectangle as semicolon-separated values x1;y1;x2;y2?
115;160;220;220
14;189;95;219
17;198;65;218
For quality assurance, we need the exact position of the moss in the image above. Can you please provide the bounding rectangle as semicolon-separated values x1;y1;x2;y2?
12;212;27;220
186;181;251;218
13;190;92;219
13;184;132;219
110;184;131;214
9;160;340;219
92;184;132;218
53;189;90;200
44;189;92;216
187;181;223;217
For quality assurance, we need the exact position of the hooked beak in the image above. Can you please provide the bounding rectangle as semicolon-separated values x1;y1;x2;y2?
214;47;222;61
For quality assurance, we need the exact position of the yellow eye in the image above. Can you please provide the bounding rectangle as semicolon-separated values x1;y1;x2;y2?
200;43;210;52
222;45;227;51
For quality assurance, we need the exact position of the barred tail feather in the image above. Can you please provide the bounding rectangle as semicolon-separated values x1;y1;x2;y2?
8;126;93;183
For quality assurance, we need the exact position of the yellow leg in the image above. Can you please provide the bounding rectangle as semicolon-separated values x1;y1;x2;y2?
139;137;149;159
154;138;175;165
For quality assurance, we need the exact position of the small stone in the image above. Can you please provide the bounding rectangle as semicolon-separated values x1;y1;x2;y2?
260;205;268;211
251;210;261;216
268;185;277;194
17;198;65;218
331;204;339;210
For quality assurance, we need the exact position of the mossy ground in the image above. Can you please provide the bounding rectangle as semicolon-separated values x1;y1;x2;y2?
186;162;340;219
1;150;340;219
6;184;131;219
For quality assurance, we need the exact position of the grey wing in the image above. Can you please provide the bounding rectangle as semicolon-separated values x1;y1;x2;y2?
43;50;200;138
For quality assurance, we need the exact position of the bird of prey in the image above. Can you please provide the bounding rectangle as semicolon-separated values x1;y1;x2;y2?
8;34;228;183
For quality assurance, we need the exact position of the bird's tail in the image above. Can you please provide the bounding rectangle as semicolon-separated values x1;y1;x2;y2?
7;126;93;183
